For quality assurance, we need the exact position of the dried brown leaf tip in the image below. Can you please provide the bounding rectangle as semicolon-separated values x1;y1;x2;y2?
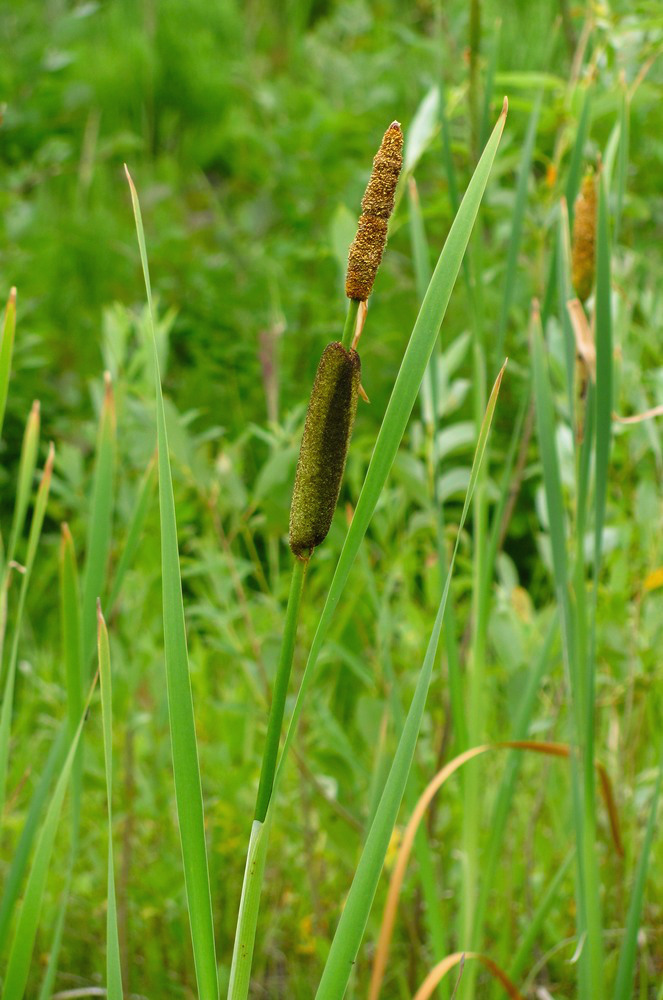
345;121;403;302
289;342;361;558
571;170;597;303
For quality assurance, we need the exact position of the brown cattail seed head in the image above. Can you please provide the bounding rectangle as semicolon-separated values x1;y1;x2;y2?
345;122;403;301
571;171;597;303
289;343;361;558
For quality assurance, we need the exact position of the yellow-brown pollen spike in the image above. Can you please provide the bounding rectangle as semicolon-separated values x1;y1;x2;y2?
345;122;403;302
571;171;597;303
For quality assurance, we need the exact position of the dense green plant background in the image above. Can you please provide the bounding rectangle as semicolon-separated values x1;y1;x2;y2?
1;0;662;997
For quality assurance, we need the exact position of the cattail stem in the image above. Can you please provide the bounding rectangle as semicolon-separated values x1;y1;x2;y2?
341;298;360;351
254;556;308;823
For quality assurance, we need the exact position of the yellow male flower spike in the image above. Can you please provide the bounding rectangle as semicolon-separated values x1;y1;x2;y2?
571;170;597;303
289;342;361;557
345;121;403;302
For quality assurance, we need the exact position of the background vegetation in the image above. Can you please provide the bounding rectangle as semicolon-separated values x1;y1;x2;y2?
1;0;662;997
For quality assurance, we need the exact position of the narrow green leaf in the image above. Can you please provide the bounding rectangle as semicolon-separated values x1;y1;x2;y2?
612;748;663;1000
557;200;578;428
531;306;572;644
98;603;124;1000
403;86;440;176
0;400;41;689
471;614;558;955
6;400;40;568
438;78;459;215
496;91;542;360
61;525;84;734
125;166;218;1000
593;174;612;571
509;848;575;982
0;288;17;444
81;372;116;668
0;728;67;955
107;452;157;613
0;445;55;829
0;677;96;1000
614;90;629;243
314;361;507;1000
35;523;86;996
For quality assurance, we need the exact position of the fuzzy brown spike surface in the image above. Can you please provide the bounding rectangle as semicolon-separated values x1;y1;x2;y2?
345;122;403;301
571;171;597;303
289;342;361;557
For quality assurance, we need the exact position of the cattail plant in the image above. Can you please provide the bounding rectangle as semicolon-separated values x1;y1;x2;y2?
227;102;507;1000
253;122;402;827
228;121;404;998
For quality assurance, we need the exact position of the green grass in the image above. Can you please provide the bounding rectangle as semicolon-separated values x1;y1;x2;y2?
0;2;662;997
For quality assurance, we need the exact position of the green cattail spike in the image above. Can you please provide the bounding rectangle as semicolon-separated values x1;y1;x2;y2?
345;121;403;302
571;169;597;302
289;342;361;557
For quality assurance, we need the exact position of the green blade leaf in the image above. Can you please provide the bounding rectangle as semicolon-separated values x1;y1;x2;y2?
6;399;40;569
107;451;157;613
0;399;41;690
81;372;116;669
593;173;612;571
0;445;55;829
125;166;218;1000
0;288;17;444
496;91;542;360
98;604;124;1000
0;728;67;955
612;748;663;1000
314;361;507;1000
0;677;96;1000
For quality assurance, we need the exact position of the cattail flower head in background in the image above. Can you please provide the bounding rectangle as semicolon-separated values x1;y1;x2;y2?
571;170;597;303
345;121;403;302
289;342;361;558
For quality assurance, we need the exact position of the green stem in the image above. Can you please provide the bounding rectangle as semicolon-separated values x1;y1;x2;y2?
254;556;308;822
341;299;360;350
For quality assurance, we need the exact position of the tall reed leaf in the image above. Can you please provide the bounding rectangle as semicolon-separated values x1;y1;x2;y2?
5;400;40;570
0;288;16;443
125;167;218;1000
612;748;663;999
34;523;86;1000
0;400;40;684
81;372;116;668
98;603;124;1000
0;445;54;827
0;728;66;954
0;677;96;1000
593;174;612;570
107;452;157;613
314;361;506;1000
496;92;542;361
